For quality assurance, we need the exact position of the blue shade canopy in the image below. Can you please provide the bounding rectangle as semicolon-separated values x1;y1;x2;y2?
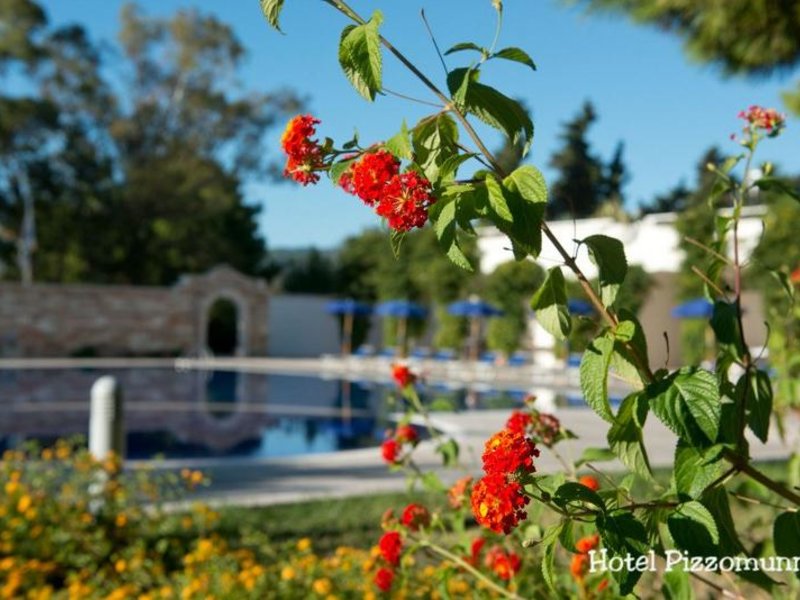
567;298;595;316
375;300;428;319
671;298;713;319
325;298;372;315
447;299;504;317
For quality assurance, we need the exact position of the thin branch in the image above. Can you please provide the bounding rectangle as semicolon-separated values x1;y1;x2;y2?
382;87;444;108
690;265;727;297
683;236;733;265
419;9;449;78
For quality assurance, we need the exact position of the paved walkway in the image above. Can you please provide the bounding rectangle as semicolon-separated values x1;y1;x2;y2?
143;408;800;508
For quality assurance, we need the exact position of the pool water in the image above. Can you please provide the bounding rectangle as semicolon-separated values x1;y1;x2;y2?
0;368;539;460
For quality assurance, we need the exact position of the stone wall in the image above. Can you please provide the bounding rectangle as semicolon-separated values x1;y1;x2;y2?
0;266;269;357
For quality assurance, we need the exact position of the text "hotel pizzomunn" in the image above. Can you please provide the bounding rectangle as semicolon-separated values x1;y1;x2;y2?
589;549;800;573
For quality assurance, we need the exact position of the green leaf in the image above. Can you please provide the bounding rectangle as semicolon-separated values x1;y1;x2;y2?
582;234;628;307
436;438;459;467
411;113;459;181
430;198;473;271
437;153;476;183
553;481;606;512
384;120;412;160
580;333;615;422
701;486;746;556
444;41;485;56
647;368;721;446
745;369;773;443
774;512;800;576
673;441;726;500
540;522;562;594
491;46;537;70
259;0;285;32
609;309;651;390
485;175;513;222
446;68;534;154
663;566;694;600
710;301;745;361
667;501;719;557
597;512;647;594
505;164;547;203
487;165;547;258
754;176;800;201
608;392;653;478
576;447;616;467
530;267;571;340
338;12;383;102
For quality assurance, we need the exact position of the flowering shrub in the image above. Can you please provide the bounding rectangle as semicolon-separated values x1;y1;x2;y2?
263;1;800;598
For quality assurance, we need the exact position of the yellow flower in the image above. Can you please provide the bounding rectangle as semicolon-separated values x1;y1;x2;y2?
16;495;31;514
4;481;19;495
55;445;70;460
114;559;127;573
41;449;54;461
115;513;128;528
312;578;332;596
296;537;312;552
280;566;296;581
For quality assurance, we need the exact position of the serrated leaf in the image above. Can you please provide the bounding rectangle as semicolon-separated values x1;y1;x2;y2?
437;153;476;183
553;481;606;512
540;523;562;594
338;12;383;102
673;441;726;499
430;198;473;271
485;174;513;221
259;0;285;32
701;487;746;556
384;120;412;160
411;113;459;181
583;234;627;307
710;301;745;361
667;501;719;557
580;333;615;422
505;164;547;203
446;67;533;154
647;368;721;446
492;46;536;70
444;41;485;56
531;267;571;340
608;392;652;478
663;565;694;600
597;512;647;594
609;309;650;390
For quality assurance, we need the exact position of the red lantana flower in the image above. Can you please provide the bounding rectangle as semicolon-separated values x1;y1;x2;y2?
578;475;600;492
395;424;418;444
341;150;400;205
374;567;395;592
375;171;435;232
466;537;485;566
378;531;402;566
280;114;324;185
572;533;601;581
505;411;533;435
448;476;473;509
400;503;430;531
575;533;599;554
482;428;539;477
471;473;530;534
485;546;522;581
381;438;400;464
738;105;786;137
391;364;416;388
532;412;562;447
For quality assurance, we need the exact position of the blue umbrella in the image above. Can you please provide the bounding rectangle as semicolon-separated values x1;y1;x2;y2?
567;298;595;316
447;299;504;360
326;299;372;354
375;300;428;357
671;298;713;319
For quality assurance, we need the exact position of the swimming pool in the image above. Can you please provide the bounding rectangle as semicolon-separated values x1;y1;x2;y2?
0;368;544;460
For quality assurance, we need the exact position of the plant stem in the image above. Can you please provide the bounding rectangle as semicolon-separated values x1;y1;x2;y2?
418;539;525;600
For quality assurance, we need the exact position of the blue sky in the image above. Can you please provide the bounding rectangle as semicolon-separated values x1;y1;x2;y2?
38;1;800;249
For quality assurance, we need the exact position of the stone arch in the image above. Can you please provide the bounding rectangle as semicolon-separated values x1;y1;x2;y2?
201;291;247;356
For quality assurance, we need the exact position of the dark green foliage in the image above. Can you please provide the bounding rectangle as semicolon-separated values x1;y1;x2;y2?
483;260;545;354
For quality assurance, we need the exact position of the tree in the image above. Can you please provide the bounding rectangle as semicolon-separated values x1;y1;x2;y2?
280;248;337;294
578;0;800;114
0;1;300;284
638;182;691;215
483;260;545;355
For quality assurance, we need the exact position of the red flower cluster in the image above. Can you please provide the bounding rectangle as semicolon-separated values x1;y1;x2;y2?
466;537;485;566
380;425;419;465
738;105;786;137
340;150;436;232
571;534;600;581
471;423;539;534
485;546;522;581
374;567;394;593
400;503;430;531
378;531;403;566
391;364;416;389
506;408;562;448
280;114;325;185
340;150;399;205
448;476;473;509
578;475;600;492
